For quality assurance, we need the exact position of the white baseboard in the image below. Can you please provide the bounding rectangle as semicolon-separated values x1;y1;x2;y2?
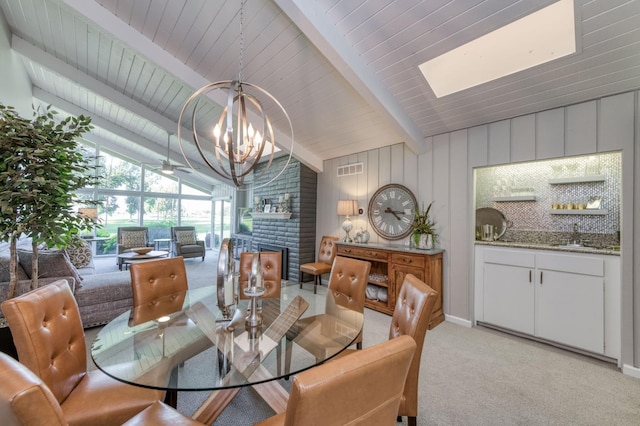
622;364;640;379
445;314;472;328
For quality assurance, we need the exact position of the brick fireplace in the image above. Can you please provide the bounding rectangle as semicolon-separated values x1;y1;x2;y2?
250;157;317;282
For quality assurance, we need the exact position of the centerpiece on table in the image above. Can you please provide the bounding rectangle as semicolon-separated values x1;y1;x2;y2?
411;201;438;250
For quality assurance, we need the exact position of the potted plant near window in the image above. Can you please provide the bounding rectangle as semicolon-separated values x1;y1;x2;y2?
0;104;98;298
411;201;438;250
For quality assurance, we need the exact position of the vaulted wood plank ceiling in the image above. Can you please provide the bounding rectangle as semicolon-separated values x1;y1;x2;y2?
1;0;639;189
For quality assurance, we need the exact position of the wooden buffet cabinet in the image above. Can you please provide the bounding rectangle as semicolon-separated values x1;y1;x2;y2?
336;242;444;329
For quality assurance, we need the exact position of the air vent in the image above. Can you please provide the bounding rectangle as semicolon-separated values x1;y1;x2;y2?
337;162;364;177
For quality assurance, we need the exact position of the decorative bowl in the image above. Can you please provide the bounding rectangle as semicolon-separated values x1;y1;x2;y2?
132;247;153;255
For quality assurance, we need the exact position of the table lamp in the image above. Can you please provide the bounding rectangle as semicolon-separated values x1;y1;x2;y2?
337;200;359;242
78;208;98;221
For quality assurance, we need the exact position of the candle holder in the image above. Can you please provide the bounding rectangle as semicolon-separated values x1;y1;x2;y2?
283;193;290;213
244;285;265;328
244;252;265;328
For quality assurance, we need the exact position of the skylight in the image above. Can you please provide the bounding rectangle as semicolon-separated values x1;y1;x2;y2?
419;0;576;98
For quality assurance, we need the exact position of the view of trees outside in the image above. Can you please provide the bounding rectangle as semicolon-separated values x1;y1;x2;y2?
77;143;229;256
99;152;141;191
145;169;178;193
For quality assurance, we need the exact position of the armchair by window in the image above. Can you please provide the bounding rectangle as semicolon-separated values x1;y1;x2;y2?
117;226;153;270
171;226;205;261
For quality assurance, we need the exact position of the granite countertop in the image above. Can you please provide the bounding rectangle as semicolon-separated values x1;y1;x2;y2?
475;240;620;256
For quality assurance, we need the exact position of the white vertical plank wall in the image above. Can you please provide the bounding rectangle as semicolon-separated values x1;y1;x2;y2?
317;90;638;370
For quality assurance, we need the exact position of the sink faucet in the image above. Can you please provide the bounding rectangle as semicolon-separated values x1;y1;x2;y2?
570;223;581;245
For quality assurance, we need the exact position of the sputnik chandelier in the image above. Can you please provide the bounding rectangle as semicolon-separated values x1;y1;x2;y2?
177;0;293;189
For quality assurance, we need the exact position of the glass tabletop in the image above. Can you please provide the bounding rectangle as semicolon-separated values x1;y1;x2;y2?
90;281;363;392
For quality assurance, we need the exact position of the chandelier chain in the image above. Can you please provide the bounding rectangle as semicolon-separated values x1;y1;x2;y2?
238;0;246;83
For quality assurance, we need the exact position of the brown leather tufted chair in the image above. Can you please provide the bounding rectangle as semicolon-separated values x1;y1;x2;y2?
392;274;438;426
129;256;189;307
0;352;200;426
299;235;339;294
256;335;416;426
0;351;67;426
287;256;370;367
238;251;282;299
1;280;164;426
122;401;203;426
335;273;437;426
327;256;370;349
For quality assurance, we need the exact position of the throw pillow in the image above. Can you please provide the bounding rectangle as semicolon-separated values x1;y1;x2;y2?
0;255;12;283
0;254;29;282
121;230;147;248
17;250;83;287
65;238;93;269
175;230;197;245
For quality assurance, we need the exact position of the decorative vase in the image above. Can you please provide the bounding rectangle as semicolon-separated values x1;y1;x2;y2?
416;234;433;250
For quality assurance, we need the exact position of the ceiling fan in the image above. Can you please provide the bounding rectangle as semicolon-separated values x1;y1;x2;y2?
147;133;192;174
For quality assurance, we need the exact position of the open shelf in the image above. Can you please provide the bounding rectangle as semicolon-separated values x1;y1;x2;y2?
491;195;536;202
549;209;608;215
548;175;605;184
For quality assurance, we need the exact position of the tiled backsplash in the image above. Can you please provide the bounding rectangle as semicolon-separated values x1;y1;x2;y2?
475;152;621;246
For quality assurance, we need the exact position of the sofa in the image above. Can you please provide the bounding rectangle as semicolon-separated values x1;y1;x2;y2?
0;239;133;329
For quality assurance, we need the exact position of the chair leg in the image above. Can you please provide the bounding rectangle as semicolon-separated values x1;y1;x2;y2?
314;274;320;294
408;416;416;426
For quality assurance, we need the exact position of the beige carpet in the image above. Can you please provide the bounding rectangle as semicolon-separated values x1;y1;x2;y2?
89;254;640;425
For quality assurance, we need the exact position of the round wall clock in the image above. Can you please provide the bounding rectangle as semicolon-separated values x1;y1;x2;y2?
368;184;417;240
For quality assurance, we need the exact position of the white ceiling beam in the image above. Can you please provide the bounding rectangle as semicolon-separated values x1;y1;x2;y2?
59;0;323;173
32;88;220;190
274;0;427;155
12;35;180;135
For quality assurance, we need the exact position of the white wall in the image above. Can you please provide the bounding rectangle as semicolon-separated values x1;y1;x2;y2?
318;91;639;369
0;10;31;114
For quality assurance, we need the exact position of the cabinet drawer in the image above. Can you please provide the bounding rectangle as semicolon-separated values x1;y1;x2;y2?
536;252;603;276
484;248;535;268
391;253;426;269
338;245;388;262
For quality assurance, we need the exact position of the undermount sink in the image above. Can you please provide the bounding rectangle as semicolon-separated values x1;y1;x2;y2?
553;243;601;250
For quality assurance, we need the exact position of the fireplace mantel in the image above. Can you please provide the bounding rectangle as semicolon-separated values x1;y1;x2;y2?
249;212;292;219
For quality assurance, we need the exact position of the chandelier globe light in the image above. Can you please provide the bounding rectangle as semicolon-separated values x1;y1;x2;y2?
177;0;293;190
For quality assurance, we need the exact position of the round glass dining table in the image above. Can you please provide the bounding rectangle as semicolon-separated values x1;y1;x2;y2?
91;281;363;404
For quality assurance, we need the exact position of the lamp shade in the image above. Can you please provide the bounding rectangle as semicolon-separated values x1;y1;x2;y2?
337;200;358;216
78;208;98;219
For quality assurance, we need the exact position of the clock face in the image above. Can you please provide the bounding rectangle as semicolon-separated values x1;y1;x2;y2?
367;184;417;240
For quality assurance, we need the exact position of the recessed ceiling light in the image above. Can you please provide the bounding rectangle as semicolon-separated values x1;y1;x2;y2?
419;0;576;98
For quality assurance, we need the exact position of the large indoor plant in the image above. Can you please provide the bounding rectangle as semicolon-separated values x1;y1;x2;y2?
411;201;438;250
0;103;98;298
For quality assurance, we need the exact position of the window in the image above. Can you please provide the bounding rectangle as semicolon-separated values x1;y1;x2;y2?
143;197;178;240
145;169;179;193
98;150;141;191
76;142;218;256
